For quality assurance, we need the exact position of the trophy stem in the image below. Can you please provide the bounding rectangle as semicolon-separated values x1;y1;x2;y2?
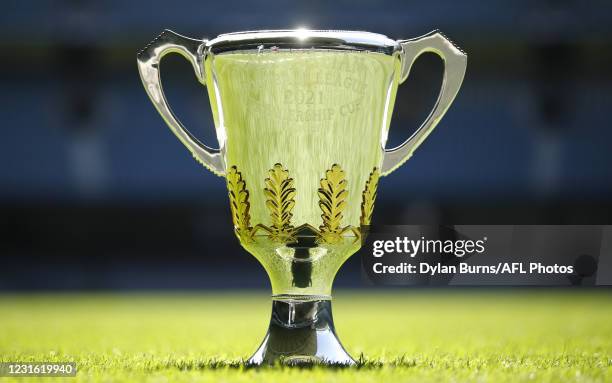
247;297;355;366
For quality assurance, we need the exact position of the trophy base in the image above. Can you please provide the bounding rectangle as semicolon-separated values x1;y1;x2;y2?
247;297;355;366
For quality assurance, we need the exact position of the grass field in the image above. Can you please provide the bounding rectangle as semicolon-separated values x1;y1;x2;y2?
0;290;610;382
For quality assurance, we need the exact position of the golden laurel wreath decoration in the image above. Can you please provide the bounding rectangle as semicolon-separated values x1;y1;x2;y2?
226;163;377;245
360;167;380;226
227;166;254;243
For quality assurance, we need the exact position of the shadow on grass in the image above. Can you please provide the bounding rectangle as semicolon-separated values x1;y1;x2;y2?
147;354;416;371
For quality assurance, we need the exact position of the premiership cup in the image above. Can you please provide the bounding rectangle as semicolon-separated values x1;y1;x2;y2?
137;29;466;365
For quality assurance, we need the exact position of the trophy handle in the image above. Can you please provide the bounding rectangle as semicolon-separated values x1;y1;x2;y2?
381;30;467;176
137;30;225;176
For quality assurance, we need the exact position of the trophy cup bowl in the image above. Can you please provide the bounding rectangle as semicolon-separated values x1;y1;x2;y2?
137;29;466;366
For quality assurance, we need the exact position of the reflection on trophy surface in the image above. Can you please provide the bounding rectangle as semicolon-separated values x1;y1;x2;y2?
138;29;467;365
216;50;392;298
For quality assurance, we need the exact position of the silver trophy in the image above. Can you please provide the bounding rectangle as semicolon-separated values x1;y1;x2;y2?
138;29;467;365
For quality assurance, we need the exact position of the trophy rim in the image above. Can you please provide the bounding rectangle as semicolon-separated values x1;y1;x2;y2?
206;29;399;55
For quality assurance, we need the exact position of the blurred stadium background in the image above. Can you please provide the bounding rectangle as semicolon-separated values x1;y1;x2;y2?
1;0;611;290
